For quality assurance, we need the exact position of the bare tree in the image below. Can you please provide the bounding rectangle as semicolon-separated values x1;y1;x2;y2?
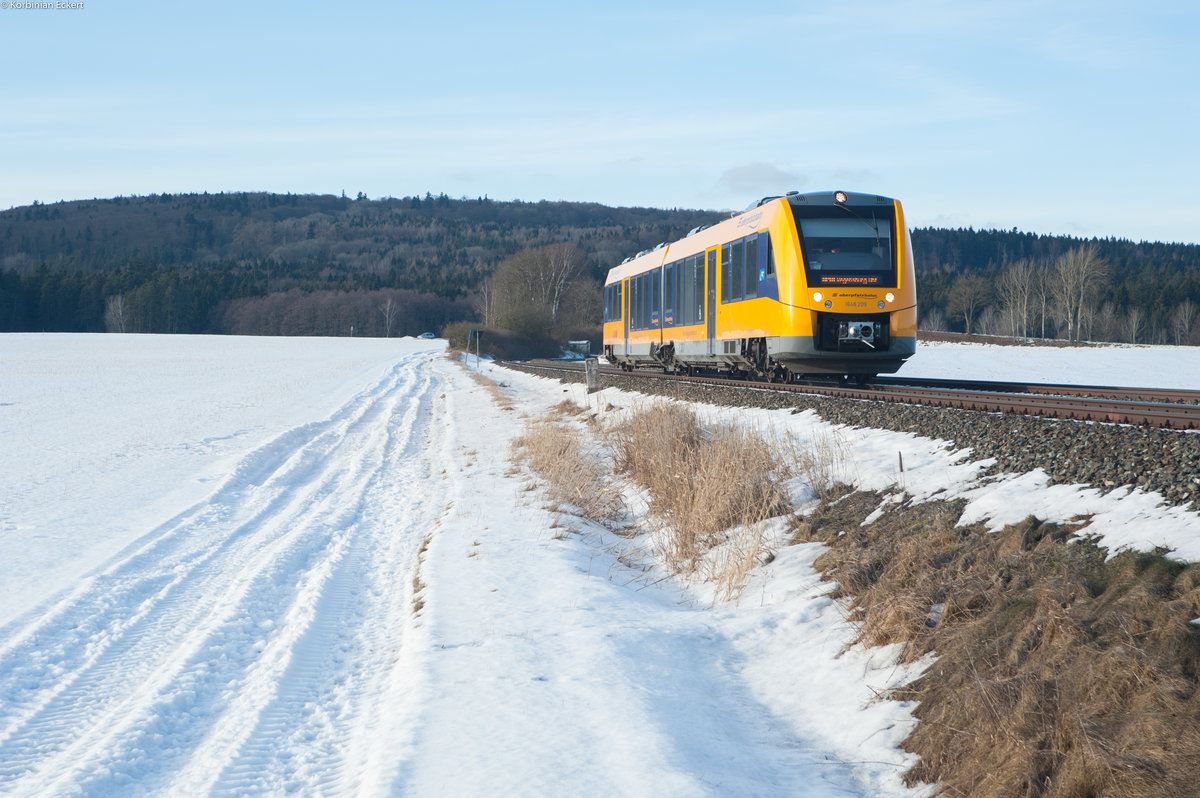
993;303;1019;337
380;296;398;337
474;277;497;328
1122;306;1145;344
1093;302;1119;343
919;307;949;332
491;243;586;339
946;273;992;335
1172;299;1198;345
996;259;1035;337
975;306;1002;336
1078;301;1097;342
1051;245;1107;343
104;294;130;333
1034;263;1053;339
553;276;603;340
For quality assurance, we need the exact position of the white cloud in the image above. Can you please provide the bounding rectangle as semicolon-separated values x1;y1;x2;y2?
716;164;805;197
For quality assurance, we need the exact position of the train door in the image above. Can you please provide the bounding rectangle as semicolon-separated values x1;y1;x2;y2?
623;278;630;356
706;248;717;355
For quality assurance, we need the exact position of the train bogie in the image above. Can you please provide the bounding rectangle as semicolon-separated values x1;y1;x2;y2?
602;191;917;380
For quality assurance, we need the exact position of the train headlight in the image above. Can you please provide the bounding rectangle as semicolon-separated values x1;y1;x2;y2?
834;191;848;204
812;291;822;303
885;292;895;303
824;300;832;309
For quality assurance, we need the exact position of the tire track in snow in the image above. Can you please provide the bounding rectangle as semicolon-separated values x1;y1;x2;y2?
0;350;444;796
200;363;443;796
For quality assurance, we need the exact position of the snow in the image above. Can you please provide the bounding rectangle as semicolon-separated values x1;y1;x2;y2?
902;339;1200;389
1;333;1198;796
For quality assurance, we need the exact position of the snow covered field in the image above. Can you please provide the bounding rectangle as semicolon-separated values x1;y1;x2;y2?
1;334;1198;796
903;339;1200;389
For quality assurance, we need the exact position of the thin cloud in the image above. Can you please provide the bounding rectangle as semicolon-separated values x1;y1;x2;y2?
716;164;805;196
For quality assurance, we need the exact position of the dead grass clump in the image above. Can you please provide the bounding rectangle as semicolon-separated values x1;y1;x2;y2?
411;533;432;616
512;417;623;523
707;519;777;604
786;429;853;503
548;398;584;417
795;493;1200;797
453;357;514;410
607;402;791;581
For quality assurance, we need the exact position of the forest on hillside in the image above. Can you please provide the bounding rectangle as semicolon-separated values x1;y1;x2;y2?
0;192;720;339
914;228;1200;345
2;192;1198;344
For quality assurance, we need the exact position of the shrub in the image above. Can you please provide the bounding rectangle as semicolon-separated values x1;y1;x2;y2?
607;403;791;583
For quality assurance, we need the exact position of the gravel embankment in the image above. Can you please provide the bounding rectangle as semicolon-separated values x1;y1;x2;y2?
502;363;1200;509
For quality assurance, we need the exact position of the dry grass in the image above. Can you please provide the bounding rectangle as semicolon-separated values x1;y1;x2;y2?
452;356;514;410
784;427;853;503
511;400;825;599
511;415;624;524
607;403;791;593
411;533;432;616
797;492;1200;798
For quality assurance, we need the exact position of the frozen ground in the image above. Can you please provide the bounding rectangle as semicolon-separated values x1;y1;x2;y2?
902;339;1200;389
1;333;1197;796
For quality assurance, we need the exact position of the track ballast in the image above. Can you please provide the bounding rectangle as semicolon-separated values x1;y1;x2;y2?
516;360;1200;430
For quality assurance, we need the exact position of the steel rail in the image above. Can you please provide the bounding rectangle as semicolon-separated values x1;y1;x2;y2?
510;361;1200;430
876;376;1200;405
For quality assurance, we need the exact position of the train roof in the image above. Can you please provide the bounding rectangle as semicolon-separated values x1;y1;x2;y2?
604;190;899;285
756;189;896;210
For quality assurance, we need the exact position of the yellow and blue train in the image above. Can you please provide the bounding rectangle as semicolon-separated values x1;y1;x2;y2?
602;190;917;383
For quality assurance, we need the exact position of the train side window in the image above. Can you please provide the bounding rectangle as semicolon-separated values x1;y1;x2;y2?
683;254;700;325
628;277;636;329
681;255;691;321
720;243;733;303
641;272;651;329
630;275;639;330
663;263;675;326
677;259;688;326
730;240;744;301
650;268;661;328
675;260;686;325
642;273;650;329
763;232;774;276
744;236;758;299
637;273;647;330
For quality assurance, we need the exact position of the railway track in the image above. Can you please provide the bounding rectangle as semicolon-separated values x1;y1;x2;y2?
513;360;1200;431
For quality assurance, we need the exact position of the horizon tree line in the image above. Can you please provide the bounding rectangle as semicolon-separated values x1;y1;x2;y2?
924;244;1200;345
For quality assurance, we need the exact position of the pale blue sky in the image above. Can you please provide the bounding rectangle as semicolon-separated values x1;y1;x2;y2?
2;1;1197;243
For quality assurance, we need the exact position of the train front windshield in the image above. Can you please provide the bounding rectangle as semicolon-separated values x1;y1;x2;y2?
795;208;896;287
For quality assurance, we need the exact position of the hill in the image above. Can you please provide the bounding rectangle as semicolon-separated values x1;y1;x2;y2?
0;193;721;336
2;192;1198;342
